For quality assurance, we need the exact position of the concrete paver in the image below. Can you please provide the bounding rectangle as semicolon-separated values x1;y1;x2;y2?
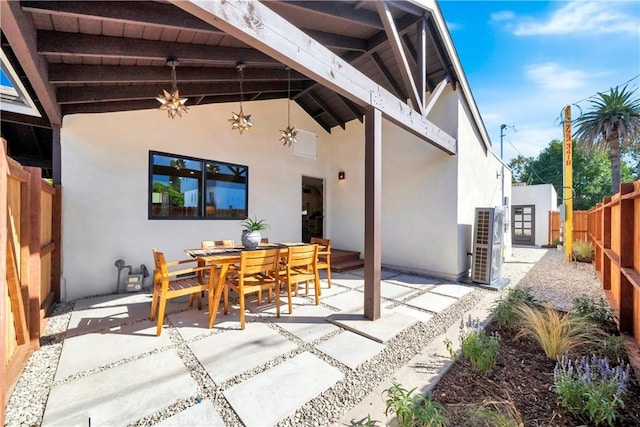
155;401;225;426
429;283;474;299
316;330;385;370
322;290;365;311
387;304;434;324
188;322;297;383
330;274;365;289
327;311;417;343
406;291;458;313
42;349;197;426
379;281;420;300
55;319;172;380
224;352;344;426
387;274;440;288
268;304;339;342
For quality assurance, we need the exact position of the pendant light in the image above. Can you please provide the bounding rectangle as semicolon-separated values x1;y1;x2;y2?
156;59;188;119
228;62;254;134
279;67;298;146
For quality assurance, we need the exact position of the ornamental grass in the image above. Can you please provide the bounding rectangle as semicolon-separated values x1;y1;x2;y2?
515;305;598;360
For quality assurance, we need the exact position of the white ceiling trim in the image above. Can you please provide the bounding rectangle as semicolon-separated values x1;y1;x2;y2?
0;49;41;117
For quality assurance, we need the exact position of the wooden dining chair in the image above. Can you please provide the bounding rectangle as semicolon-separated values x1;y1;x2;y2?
279;244;320;315
310;237;332;289
201;239;235;249
223;248;280;329
150;249;216;336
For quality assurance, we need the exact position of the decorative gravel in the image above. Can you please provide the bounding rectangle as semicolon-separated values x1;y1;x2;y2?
4;247;603;426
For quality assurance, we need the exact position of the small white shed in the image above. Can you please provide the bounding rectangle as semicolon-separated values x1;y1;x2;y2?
511;184;558;246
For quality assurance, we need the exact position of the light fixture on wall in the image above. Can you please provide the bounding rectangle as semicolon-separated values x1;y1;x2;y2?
279;67;298;146
228;62;253;134
338;171;345;180
156;59;188;119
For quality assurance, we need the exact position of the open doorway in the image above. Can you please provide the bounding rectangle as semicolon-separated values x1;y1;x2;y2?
301;176;324;243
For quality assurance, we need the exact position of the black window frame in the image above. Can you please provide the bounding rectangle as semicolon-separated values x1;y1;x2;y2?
148;150;249;220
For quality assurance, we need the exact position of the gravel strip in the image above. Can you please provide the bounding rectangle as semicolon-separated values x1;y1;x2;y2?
4;247;603;426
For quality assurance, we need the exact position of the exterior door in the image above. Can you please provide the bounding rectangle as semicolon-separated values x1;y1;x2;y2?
512;205;535;245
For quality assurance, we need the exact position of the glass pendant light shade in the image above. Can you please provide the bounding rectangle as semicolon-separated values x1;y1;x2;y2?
157;60;188;119
279;67;298;146
229;62;254;134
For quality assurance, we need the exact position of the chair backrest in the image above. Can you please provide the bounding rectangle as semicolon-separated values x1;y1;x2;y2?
238;248;280;276
286;244;318;269
260;237;269;243
152;248;167;282
310;237;331;253
202;239;235;249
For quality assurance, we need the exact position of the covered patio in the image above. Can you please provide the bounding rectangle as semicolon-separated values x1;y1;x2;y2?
2;1;511;422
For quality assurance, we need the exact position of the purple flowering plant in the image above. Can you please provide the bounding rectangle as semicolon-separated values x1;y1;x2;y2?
554;353;631;426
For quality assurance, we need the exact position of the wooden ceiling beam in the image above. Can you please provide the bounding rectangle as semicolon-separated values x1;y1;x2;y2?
425;16;457;90
276;1;384;30
376;1;422;114
308;92;345;130
48;64;307;84
172;0;454;153
37;31;279;66
21;1;223;34
338;95;364;123
56;81;304;104
303;29;367;52
371;52;407;101
1;1;61;125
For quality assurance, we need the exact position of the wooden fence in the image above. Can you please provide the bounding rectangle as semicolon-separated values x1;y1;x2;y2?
587;180;640;347
1;139;60;422
548;210;589;245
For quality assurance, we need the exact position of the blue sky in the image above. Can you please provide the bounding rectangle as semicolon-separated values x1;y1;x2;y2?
438;0;640;163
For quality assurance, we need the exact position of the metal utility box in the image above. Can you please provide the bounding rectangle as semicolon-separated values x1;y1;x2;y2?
472;207;506;286
124;274;144;292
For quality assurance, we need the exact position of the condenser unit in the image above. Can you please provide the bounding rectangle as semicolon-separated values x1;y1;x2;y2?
471;207;508;288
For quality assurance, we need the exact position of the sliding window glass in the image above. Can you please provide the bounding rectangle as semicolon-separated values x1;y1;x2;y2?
149;151;248;219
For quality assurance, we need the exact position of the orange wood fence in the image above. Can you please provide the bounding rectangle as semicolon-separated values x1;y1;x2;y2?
587;180;640;346
548;210;589;245
1;139;60;421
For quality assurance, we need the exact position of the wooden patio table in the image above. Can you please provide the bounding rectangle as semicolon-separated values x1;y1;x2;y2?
184;242;308;328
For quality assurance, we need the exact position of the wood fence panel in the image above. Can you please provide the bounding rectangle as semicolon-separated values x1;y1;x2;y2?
2;147;59;416
548;210;588;245
587;181;640;342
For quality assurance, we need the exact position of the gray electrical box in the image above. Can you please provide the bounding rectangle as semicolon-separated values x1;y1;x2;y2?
125;274;143;292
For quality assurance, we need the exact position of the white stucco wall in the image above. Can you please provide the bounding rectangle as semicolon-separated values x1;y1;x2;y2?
60;89;507;299
60;100;331;300
449;87;512;275
511;184;558;246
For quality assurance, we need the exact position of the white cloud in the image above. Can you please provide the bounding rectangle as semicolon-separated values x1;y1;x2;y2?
525;63;588;91
445;21;462;31
490;11;515;22
513;1;640;36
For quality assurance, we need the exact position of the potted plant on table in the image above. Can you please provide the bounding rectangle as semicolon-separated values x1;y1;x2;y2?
240;216;270;249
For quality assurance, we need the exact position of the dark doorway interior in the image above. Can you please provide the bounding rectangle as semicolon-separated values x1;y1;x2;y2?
301;176;324;243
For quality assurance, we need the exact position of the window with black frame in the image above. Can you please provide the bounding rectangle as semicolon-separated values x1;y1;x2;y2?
149;151;248;219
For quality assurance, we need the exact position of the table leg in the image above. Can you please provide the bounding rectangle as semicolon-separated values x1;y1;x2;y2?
208;263;229;329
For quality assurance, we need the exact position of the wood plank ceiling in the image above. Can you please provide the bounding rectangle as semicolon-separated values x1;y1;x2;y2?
1;0;459;170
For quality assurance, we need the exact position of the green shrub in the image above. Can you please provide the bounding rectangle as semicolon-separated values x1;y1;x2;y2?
516;305;596;360
554;354;631;426
572;239;594;261
490;287;541;330
465;403;524;427
383;382;448;427
445;317;499;375
598;335;628;362
572;295;616;327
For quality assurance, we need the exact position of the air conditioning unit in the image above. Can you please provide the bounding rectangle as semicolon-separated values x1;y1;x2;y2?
471;207;508;288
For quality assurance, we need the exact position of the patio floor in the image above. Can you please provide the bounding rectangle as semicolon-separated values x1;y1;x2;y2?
6;262;527;426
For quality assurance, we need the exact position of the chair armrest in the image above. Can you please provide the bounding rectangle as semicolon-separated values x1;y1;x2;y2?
163;264;215;278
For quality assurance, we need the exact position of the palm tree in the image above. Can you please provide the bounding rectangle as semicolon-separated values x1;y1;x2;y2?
574;85;640;194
